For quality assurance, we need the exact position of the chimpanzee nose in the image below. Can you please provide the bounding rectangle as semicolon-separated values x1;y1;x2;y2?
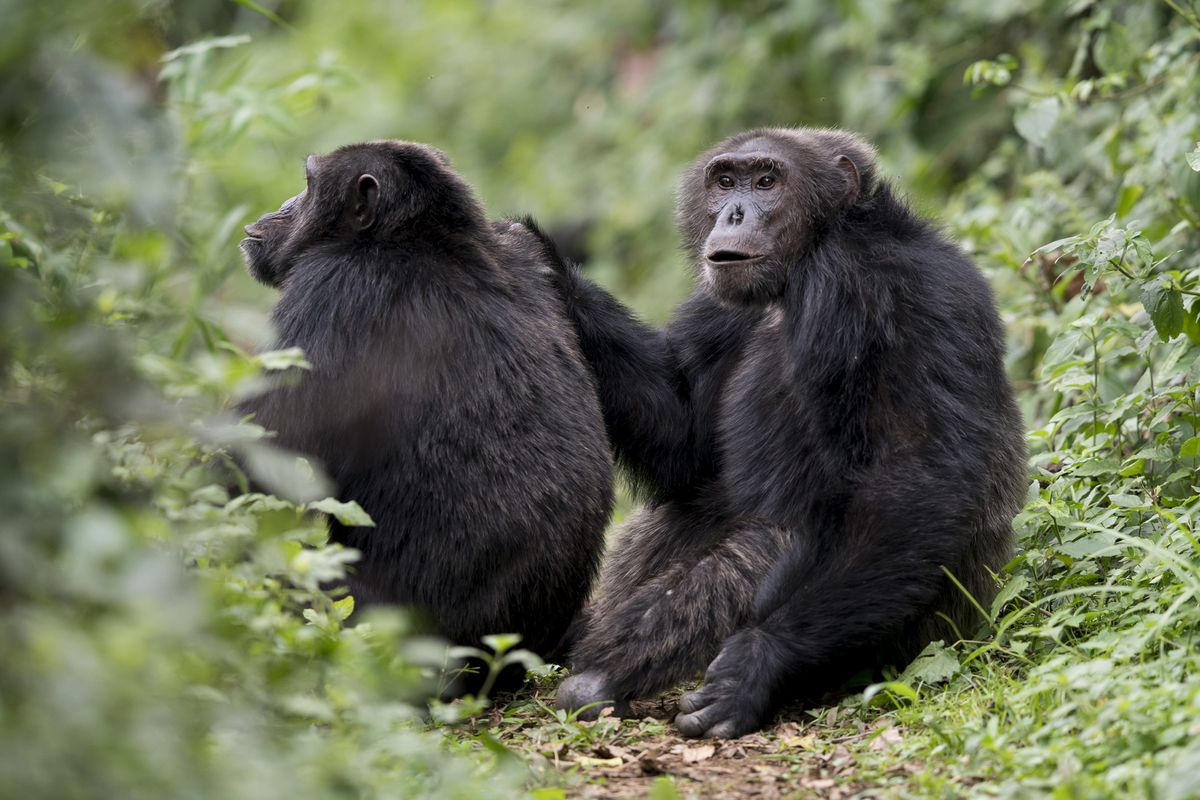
727;205;744;225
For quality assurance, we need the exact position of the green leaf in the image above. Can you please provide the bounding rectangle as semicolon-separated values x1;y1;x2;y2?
332;595;355;621
1094;24;1136;75
497;648;543;675
1118;458;1145;477
448;645;489;662
308;497;376;527
476;731;520;764
1184;300;1200;345
1059;533;1115;558
990;574;1030;617
239;445;332;504
963;55;1016;87
1186;142;1200;172
647;777;682;800
1181;437;1200;457
1034;234;1083;255
160;35;252;63
863;680;919;706
1041;327;1085;371
1071;458;1120;477
899;641;961;684
1014;96;1061;147
256;347;312;371
1116;184;1144;218
1133;443;1174;461
481;633;523;655
228;0;293;29
1140;279;1185;341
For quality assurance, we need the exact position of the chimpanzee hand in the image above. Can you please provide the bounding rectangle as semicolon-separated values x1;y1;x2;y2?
493;219;574;285
674;629;776;738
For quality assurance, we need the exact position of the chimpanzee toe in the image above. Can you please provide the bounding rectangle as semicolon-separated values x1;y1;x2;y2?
556;671;631;719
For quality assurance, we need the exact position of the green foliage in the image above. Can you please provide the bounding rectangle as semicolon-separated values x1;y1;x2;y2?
4;0;1200;797
0;5;525;798
834;3;1200;794
0;204;526;797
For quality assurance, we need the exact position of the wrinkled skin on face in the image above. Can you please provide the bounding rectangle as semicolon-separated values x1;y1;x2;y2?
239;165;308;288
676;129;875;305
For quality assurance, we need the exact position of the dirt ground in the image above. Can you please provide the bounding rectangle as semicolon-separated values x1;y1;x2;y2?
482;692;941;799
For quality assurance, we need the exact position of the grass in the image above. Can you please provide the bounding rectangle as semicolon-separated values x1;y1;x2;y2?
432;530;1200;800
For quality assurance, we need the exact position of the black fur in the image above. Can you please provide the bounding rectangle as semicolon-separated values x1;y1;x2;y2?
552;128;1026;737
237;141;614;665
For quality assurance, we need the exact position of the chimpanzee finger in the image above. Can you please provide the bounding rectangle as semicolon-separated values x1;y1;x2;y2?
675;705;723;738
676;685;715;715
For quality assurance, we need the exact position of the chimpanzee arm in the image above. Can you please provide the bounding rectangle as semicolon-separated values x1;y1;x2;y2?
555;265;703;497
498;215;712;497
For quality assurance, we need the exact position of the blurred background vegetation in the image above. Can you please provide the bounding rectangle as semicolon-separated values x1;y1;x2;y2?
3;0;1200;797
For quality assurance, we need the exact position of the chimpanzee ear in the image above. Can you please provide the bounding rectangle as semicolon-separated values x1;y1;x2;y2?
350;173;380;231
835;155;860;206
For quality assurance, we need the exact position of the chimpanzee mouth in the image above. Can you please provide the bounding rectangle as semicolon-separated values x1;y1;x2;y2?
706;250;764;265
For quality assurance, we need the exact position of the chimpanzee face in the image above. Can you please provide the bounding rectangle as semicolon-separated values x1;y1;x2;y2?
680;130;865;306
239;157;321;288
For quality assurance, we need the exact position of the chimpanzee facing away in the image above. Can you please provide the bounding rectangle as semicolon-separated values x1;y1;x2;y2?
551;127;1026;737
237;141;614;666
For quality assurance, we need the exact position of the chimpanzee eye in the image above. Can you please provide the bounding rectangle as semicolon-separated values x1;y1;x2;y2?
717;175;735;189
756;175;776;189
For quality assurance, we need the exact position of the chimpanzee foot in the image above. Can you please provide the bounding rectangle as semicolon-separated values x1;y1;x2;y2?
674;637;773;738
675;681;765;738
555;670;632;720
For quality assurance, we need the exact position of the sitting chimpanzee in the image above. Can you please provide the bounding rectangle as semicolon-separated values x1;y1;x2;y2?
550;127;1026;737
237;141;614;668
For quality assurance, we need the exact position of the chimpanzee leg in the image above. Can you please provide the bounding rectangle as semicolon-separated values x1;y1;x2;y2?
557;509;789;718
675;468;981;738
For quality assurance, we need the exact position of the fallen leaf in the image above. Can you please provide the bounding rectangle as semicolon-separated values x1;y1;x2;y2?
868;726;903;751
682;744;715;763
780;734;816;750
599;744;635;762
574;756;623;768
776;721;804;737
715;744;746;759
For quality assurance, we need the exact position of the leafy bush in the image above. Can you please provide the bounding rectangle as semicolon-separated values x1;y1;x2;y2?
0;9;524;799
4;0;1200;797
849;4;1200;796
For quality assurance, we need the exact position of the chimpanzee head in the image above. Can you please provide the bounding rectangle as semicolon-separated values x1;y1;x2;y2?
240;140;486;288
677;127;877;305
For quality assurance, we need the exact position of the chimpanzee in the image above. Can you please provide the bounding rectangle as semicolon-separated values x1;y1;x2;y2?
237;140;614;664
550;127;1027;737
